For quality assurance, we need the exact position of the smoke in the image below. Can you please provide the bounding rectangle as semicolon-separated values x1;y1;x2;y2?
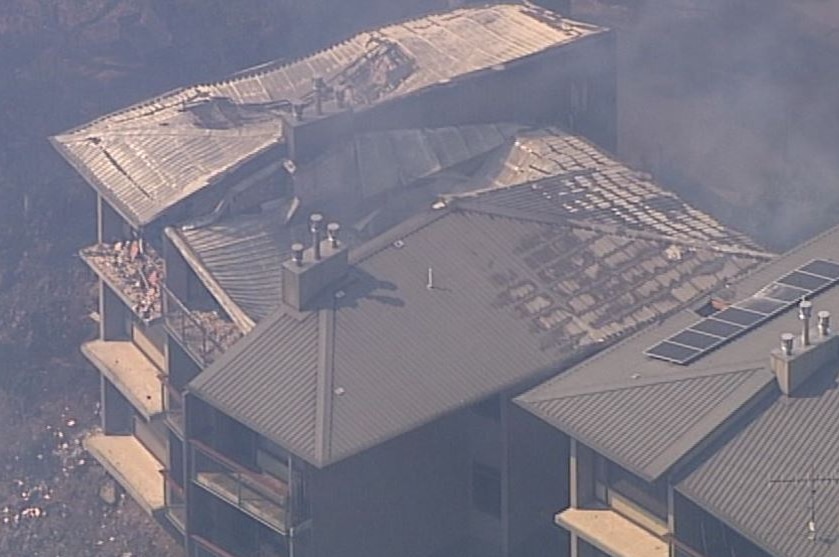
575;0;839;250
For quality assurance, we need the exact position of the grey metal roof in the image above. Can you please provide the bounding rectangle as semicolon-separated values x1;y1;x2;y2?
188;198;767;468
677;365;839;557
450;127;764;252
166;214;292;327
518;365;774;481
293;123;519;203
52;5;602;227
514;223;839;555
190;311;321;460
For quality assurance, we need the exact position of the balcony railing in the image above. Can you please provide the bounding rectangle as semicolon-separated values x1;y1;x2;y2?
160;374;185;434
164;287;242;366
191;440;289;534
80;240;164;322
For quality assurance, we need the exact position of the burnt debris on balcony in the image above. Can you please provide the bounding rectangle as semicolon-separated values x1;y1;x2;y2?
81;240;165;322
164;287;243;366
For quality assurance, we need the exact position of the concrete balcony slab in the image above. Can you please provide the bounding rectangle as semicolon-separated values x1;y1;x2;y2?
82;340;163;419
557;507;669;557
84;432;165;515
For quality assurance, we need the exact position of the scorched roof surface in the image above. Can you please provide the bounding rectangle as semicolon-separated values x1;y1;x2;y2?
51;5;602;227
189;197;769;468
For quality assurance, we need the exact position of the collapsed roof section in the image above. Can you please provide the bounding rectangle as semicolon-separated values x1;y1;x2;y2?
51;4;604;228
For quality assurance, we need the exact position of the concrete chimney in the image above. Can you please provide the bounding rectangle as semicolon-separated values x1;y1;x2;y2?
800;300;813;347
281;219;349;311
771;312;839;396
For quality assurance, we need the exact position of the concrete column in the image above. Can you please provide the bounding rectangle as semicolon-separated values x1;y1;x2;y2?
101;376;132;434
97;195;124;244
570;439;594;508
163;233;189;301
99;281;126;341
570;531;580;557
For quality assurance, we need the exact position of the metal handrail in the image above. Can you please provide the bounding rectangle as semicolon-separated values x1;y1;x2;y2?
190;439;289;499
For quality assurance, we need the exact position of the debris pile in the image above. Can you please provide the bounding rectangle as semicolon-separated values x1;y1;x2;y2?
81;240;164;321
189;310;243;361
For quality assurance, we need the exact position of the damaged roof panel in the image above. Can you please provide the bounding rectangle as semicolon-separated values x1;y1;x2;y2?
53;5;603;227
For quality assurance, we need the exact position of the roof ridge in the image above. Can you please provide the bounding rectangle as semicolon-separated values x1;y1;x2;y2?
522;363;767;403
453;198;772;259
314;306;337;466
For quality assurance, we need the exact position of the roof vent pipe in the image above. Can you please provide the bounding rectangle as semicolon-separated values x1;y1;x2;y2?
819;310;831;338
327;222;340;248
781;333;795;356
293;103;305;121
292;243;304;266
800;300;813;347
310;213;324;261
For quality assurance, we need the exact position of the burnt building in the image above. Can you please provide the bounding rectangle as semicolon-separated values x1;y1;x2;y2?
49;3;770;557
517;221;839;557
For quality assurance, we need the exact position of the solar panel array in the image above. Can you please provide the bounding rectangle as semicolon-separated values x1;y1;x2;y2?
645;259;839;365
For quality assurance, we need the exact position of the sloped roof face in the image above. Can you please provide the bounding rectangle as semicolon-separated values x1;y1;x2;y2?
457;128;763;251
52;5;601;227
678;366;839;557
519;366;773;481
173;215;292;323
293;124;518;202
190;311;321;460
190;204;767;467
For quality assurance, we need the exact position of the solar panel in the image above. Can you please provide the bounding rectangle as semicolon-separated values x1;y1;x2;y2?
800;259;839;280
777;271;830;292
714;307;765;327
646;341;700;364
691;318;743;338
644;259;839;364
670;329;723;350
737;297;786;316
758;283;809;303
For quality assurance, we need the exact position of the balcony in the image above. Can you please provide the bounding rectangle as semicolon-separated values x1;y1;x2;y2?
82;340;163;418
191;440;289;534
84;431;165;515
80;240;164;322
164;287;242;366
557;506;669;557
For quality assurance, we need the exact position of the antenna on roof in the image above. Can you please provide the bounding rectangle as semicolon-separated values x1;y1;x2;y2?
768;466;839;543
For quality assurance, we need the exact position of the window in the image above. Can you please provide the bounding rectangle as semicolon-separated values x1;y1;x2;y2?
608;462;668;521
472;463;501;518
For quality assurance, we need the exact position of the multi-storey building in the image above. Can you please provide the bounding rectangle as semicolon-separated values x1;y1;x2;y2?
517;222;839;557
51;4;771;557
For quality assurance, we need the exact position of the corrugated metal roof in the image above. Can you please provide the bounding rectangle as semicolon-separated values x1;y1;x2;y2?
678;366;839;557
52;5;602;227
452;127;763;252
189;202;767;468
171;214;291;324
190;311;321;460
293;123;518;203
519;366;773;481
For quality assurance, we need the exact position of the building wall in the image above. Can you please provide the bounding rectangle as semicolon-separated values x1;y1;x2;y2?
506;403;570;557
308;411;471;557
